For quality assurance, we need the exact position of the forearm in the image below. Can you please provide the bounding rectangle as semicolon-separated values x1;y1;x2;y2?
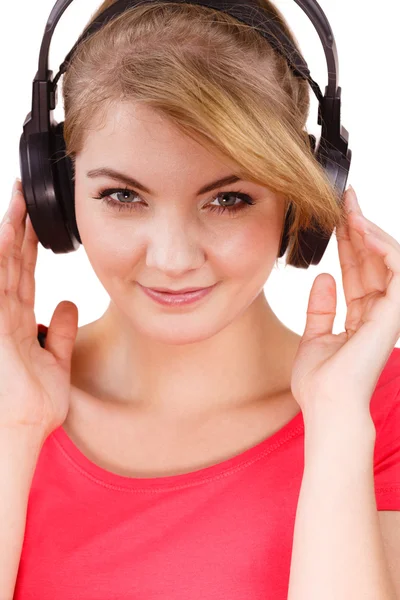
0;426;45;600
287;410;397;600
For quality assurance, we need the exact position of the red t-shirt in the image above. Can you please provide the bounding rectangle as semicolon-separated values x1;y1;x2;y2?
13;325;400;599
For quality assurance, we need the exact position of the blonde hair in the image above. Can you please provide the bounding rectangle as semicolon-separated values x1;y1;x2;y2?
62;0;347;267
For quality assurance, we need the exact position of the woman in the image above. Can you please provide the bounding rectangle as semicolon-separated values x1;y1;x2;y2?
1;1;399;598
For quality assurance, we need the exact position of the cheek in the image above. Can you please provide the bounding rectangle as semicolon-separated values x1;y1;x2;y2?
76;207;142;278
212;216;281;278
87;234;144;281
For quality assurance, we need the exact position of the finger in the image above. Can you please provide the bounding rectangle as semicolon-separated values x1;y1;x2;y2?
0;181;21;293
350;210;400;253
18;213;39;308
346;185;399;256
336;190;365;302
0;179;17;229
358;225;400;305
337;188;388;304
336;188;369;304
302;273;337;342
348;212;390;292
6;181;28;293
0;222;16;294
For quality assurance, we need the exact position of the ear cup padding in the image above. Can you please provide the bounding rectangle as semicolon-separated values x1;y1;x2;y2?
51;121;82;246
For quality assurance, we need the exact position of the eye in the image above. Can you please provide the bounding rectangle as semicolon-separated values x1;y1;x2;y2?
208;191;256;215
92;186;256;216
93;188;139;212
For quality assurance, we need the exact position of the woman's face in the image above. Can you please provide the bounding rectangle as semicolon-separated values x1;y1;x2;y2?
74;102;286;345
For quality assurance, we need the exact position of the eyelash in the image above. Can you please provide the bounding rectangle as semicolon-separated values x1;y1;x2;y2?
92;186;256;216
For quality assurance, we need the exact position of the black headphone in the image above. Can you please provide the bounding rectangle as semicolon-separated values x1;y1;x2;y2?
19;0;352;268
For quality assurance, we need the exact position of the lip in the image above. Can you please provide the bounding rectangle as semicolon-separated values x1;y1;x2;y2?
138;283;217;307
145;286;212;294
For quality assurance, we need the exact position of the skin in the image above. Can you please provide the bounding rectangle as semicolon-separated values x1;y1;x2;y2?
70;101;302;422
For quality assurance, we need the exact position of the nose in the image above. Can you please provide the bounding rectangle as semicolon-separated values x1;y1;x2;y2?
145;217;205;277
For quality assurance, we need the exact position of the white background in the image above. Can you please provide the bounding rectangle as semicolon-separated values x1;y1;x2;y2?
0;0;398;344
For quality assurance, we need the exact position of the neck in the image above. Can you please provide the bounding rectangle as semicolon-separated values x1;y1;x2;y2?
71;292;300;419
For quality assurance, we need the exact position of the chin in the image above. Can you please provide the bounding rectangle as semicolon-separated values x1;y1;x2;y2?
135;320;220;346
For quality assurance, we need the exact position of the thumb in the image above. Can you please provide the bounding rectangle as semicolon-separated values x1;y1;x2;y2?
45;301;79;375
302;273;337;342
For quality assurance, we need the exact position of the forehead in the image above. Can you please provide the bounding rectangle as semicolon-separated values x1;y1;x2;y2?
80;101;231;170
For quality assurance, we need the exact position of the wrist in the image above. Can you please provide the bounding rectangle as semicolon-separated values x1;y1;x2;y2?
302;405;376;458
0;424;47;450
302;402;375;435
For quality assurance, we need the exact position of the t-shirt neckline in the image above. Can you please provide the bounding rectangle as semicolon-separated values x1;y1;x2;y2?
50;410;304;492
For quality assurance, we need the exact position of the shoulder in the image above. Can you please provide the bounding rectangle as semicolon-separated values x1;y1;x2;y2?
371;347;400;511
375;346;400;388
370;346;400;430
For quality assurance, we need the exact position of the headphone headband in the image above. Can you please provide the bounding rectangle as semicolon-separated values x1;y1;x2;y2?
40;0;337;98
37;0;348;157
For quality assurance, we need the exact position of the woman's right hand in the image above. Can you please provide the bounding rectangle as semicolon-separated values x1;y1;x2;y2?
0;179;79;439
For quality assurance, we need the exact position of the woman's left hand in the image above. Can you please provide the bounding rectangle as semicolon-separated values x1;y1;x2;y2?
291;185;400;419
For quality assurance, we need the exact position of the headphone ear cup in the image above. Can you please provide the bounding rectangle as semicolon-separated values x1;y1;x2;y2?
295;138;349;267
19;119;81;254
277;133;317;261
52;121;82;246
314;139;351;202
278;133;350;268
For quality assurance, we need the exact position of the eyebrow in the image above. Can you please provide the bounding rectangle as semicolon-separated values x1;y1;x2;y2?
86;167;242;196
